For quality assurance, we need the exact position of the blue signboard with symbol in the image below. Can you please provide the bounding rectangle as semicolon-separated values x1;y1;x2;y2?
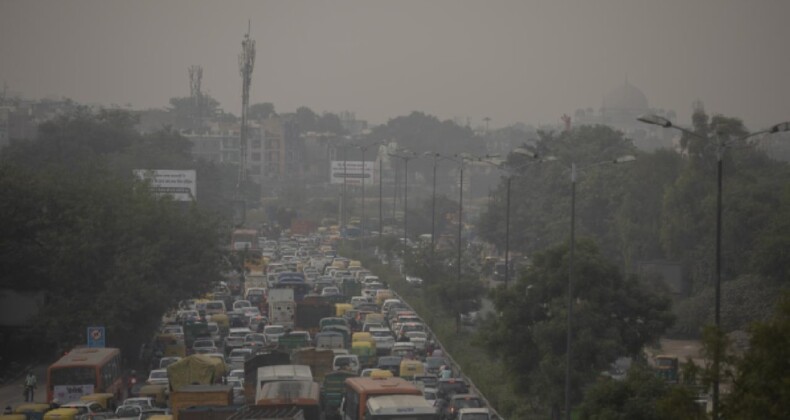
87;326;105;348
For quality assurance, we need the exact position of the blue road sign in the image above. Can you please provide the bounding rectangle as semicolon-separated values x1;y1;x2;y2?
87;326;106;348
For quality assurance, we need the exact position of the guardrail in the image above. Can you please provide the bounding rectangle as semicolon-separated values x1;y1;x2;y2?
389;288;505;420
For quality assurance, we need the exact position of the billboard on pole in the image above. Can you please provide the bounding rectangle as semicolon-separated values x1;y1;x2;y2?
134;169;196;201
330;161;375;186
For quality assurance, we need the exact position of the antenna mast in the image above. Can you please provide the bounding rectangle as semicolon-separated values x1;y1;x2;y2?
237;21;256;193
188;65;203;131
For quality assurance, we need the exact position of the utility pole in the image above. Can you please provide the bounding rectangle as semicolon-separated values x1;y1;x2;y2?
237;22;256;195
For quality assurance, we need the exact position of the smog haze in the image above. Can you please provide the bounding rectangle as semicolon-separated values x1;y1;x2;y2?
1;0;788;129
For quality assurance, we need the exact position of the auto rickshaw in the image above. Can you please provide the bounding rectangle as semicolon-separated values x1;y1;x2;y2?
79;393;117;411
0;413;27;420
12;403;51;420
210;313;230;336
146;415;172;420
154;334;186;358
137;385;168;408
399;359;425;380
335;303;353;317
369;369;394;379
351;341;376;369
42;407;79;420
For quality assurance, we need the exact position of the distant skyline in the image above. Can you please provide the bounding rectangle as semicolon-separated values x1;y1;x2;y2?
1;0;789;130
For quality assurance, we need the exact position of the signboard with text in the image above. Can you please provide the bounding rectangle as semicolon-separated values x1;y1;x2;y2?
330;161;375;186
134;169;196;201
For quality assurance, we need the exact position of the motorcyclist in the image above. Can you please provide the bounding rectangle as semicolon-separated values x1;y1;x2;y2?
127;370;138;396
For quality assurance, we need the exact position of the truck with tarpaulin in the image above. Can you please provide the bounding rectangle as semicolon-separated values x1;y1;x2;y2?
166;355;225;391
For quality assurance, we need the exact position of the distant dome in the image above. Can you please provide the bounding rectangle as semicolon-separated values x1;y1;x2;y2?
603;80;648;111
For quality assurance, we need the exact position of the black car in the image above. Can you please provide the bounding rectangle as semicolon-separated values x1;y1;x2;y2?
442;393;484;420
437;378;470;401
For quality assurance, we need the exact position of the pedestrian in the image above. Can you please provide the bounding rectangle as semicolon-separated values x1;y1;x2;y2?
23;371;37;402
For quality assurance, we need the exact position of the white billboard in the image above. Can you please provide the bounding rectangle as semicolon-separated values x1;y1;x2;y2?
330;161;375;186
134;169;196;201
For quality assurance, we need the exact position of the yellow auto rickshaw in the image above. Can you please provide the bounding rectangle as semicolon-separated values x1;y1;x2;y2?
13;403;51;420
42;407;79;420
138;384;168;407
368;369;393;379
351;341;376;369
154;334;186;358
146;415;172;420
399;359;425;379
210;313;230;335
0;414;27;420
335;303;353;317
80;393;117;411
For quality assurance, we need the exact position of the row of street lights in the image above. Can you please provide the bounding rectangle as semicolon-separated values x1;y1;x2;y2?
637;114;789;420
341;116;788;419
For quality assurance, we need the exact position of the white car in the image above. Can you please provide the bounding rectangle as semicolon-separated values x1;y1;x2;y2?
405;276;423;286
227;369;245;381
369;327;395;355
457;408;492;420
263;325;286;343
146;369;169;385
233;300;252;310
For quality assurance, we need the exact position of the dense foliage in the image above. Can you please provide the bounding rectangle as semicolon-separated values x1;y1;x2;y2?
0;108;229;360
478;239;674;417
479;108;790;331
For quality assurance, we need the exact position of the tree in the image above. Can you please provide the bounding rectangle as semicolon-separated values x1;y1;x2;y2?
579;365;704;420
167;95;221;131
478;239;674;417
722;292;790;418
295;106;318;132
0;163;225;358
249;102;276;121
0;107;229;362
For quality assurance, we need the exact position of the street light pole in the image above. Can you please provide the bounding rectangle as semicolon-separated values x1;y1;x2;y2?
564;163;576;420
388;151;415;254
432;156;438;256
638;114;789;419
361;146;366;252
562;156;635;420
504;175;511;287
379;153;383;248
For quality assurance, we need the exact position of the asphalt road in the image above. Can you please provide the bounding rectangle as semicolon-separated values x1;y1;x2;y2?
0;364;48;409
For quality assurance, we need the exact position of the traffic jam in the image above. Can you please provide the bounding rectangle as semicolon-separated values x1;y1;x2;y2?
10;230;495;420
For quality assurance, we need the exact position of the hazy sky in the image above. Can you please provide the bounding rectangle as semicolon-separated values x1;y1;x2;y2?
1;0;789;130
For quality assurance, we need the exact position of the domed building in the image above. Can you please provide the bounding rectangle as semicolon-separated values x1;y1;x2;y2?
575;80;676;151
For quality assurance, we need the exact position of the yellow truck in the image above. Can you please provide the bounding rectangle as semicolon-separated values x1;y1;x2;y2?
166;355;225;391
169;385;232;420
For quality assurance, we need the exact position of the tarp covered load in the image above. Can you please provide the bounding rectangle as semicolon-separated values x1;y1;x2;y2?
167;354;225;391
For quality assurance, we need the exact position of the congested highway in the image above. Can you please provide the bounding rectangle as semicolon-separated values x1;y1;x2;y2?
0;230;499;420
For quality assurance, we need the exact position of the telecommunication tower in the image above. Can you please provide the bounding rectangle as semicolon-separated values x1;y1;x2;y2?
188;65;203;130
237;23;256;192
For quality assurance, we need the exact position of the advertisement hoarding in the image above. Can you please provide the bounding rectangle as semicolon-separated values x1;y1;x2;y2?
134;169;196;201
330;161;375;186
